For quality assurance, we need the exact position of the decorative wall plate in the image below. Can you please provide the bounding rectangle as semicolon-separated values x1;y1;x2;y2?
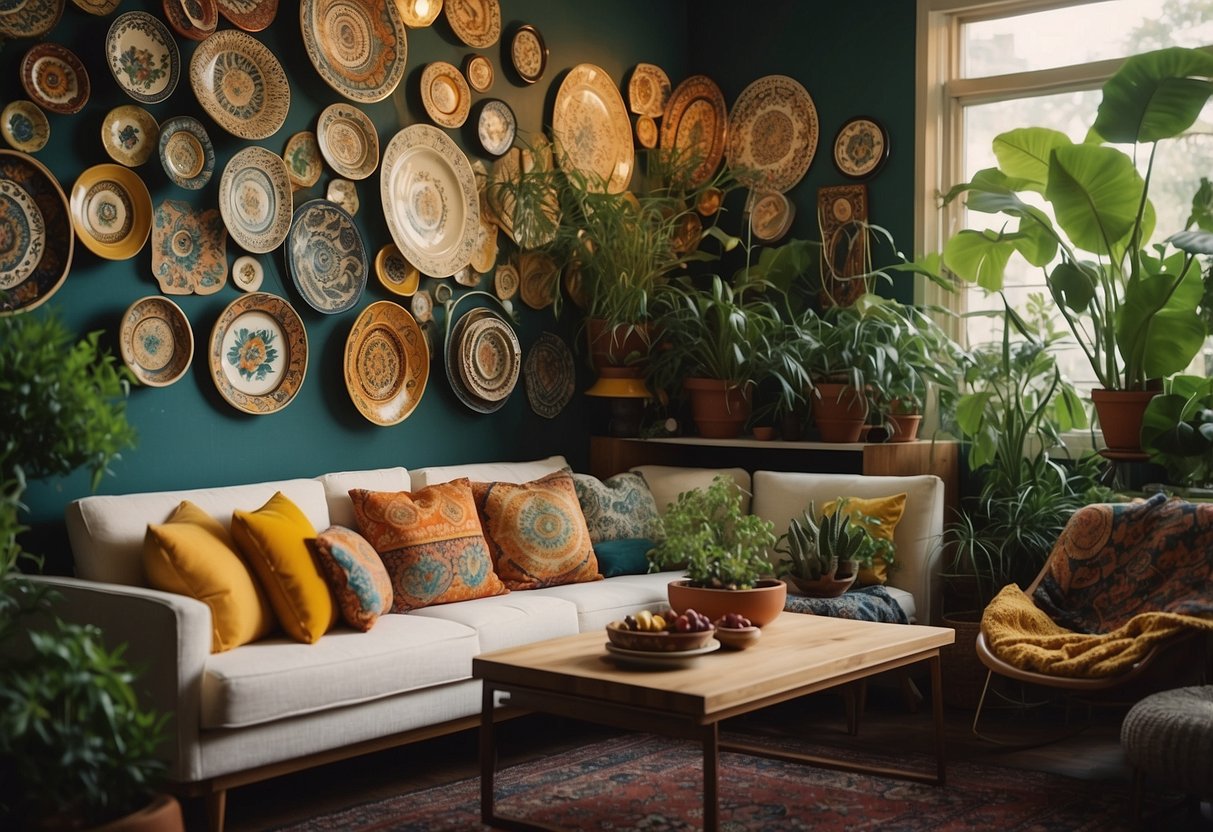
380;124;479;278
327;178;359;216
470;212;498;273
344;300;429;425
0;150;71;315
374;243;419;296
660;75;727;189
628;63;670;118
508;23;546;84
232;255;264;291
493;260;517;300
524;331;574;419
209;292;307;415
833;116;889;179
445;306;507;413
420;61;471;129
158;116;215;190
464;53;493;93
477;99;515;157
0;0;63;39
486;142;559;249
163;0;218;40
1;101;50;153
458;312;520;402
69;163;153;261
410;289;432;323
396;0;441;27
316;102;380;180
71;0;118;14
218;145;292;253
285;199;367;314
726;74;818;193
443;0;499;47
749;190;794;242
301;0;407;104
696;186;723;217
518;251;558;310
634;114;657;149
106;12;181;105
120;295;193;387
283;131;323;189
552;63;633;194
0;178;46;289
190;29;290;140
152;198;228;295
102;105;159;167
217;0;278;31
20;43;90;115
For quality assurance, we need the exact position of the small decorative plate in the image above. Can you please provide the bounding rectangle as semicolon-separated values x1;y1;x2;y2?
518;251;558;310
232;255;264;291
190;29;290;140
316;103;379;180
458;312;520;402
660;75;727;189
0;0;63;39
396;0;441;27
163;0;218;40
1;102;50;153
20;43;90;116
69;163;153;261
477;99;515;157
470;212;498;274
726;74;818;193
158;116;215;190
209;292;307;415
509;23;546;85
285;198;368;315
119;295;194;387
217;0;278;31
749;190;794;242
283;131;323;189
219;146;293;254
152;198;228;295
464;53;493;93
0;178;46;289
327;179;359;216
833;116;889;179
106;12;181;105
71;0;119;14
420;61;471;129
445;306;510;413
671;211;702;256
634;115;658;149
444;0;499;47
410;289;433;323
696;186;723;217
375;243;419;296
301;0;408;104
603;640;720;668
524;332;574;419
102;105;159;168
0;150;72;315
344;300;429;425
493;260;518;300
628;63;670;118
553;63;634;194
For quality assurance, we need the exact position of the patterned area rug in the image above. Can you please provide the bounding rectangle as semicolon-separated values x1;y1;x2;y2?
274;731;1134;831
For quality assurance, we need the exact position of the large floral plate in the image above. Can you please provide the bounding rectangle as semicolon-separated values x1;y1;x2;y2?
380;124;479;278
476;99;515;157
726;75;818;193
443;0;498;47
628;63;670;118
285;198;367;314
374;243;419;296
69;163;153;261
158;116;215;190
20;43;90;116
163;0;218;40
524;331;574;419
1;101;50;153
301;0;407;103
0;178;46;289
0;150;71;315
660;75;727;189
458;311;519;402
283;131;323;189
344;300;428;425
396;0;441;27
152;198;227;295
217;0;278;31
102;105;159;167
209;292;307;415
552;63;633;195
107;11;180;105
218;145;292;253
119;295;194;387
0;0;62;39
190;29;290;140
420;61;471;129
316;103;379;180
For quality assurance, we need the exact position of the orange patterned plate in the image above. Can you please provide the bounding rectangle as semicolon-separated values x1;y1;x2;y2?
660;75;727;189
344;300;429;425
302;0;407;103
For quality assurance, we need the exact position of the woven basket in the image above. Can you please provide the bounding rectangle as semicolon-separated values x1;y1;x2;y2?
941;613;987;710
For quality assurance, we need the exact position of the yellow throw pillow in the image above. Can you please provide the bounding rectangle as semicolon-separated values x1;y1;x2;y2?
823;493;907;586
232;492;335;644
144;501;275;653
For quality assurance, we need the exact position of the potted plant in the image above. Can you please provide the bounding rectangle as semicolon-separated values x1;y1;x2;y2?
646;474;786;624
775;499;894;598
1140;374;1213;493
797;302;890;442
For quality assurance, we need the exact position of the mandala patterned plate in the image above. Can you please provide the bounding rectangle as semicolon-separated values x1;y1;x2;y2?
420;61;471;129
628;63;670;118
283;131;323;189
464;53;493;93
71;0;118;13
380;124;479;278
218;145;292;254
106;12;181;105
152;198;228;295
217;0;278;31
833;116;889;179
301;0;407;103
1;101;50;153
20;43;90;116
119;295;194;387
552;63;634;195
158;116;216;190
443;0;498;47
493;260;517;300
0;178;46;290
444;306;506;413
209;292;307;415
458;311;520;403
231;255;264;291
190;29;290;140
316;102;379;180
69;163;153;261
508;22;546;84
0;0;62;39
344;300;428;425
0;150;71;315
374;243;419;296
102;105;159;167
660;75;728;189
726;75;818;193
524;331;574;419
396;0;441;27
477;99;515;157
285;198;368;314
163;0;218;40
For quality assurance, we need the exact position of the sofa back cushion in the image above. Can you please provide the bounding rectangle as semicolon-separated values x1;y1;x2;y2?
410;455;568;489
630;466;752;516
316;467;411;529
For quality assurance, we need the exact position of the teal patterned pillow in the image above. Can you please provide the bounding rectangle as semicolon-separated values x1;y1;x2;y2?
573;472;660;544
312;525;394;631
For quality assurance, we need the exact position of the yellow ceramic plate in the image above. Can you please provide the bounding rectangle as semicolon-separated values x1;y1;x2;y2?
102;105;159;167
374;243;419;296
344;300;429;425
119;295;193;387
69;163;153;260
209;292;307;415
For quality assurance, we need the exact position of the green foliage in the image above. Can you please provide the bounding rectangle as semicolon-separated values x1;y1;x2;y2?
1141;374;1213;489
775;499;894;581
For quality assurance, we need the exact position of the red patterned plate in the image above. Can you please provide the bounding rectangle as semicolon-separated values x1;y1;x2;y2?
20;43;90;115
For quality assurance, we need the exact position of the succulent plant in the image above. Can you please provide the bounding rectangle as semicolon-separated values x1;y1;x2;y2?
775;499;893;582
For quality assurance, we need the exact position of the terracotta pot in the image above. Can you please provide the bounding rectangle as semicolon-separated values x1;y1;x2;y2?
1091;388;1157;452
683;377;751;439
667;578;786;626
586;318;654;370
752;426;776;441
887;413;923;443
787;572;856;598
812;382;868;442
92;795;185;832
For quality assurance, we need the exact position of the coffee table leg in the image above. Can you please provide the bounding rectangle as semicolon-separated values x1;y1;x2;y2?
930;654;946;786
480;683;496;824
703;722;719;832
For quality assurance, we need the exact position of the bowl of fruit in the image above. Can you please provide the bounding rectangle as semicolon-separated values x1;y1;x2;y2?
713;613;761;650
606;608;716;652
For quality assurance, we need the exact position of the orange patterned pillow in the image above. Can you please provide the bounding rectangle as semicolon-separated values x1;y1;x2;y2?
471;470;602;590
312;525;394;631
349;479;507;611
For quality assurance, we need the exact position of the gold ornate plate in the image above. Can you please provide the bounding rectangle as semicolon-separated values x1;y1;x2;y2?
518;251;558;310
209;292;307;415
420;61;471;129
508;23;546;84
0;178;46;289
553;63;634;194
69;163;153;261
217;0;278;31
634;115;658;149
443;0;499;47
726;74;818;193
285;198;368;315
163;0;218;40
464;53;493;93
158;116;215;190
396;0;441;27
660;75;727;189
375;243;419;296
219;145;292;254
477;99;515;157
119;295;194;387
232;255;264;291
0;150;71;316
102;105;159;168
107;11;181;105
20;43;90;116
833;116;889;179
344;300;429;425
628;63;670;118
301;0;407;104
0;0;63;39
152;198;228;295
749;190;794;242
190;29;290;140
283;131;323;189
317;102;380;180
524;331;574;419
1;101;50;153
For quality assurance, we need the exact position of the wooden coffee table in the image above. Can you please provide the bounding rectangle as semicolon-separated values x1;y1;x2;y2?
473;613;954;831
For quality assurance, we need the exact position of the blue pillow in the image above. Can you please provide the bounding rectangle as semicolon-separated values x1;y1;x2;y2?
593;538;654;577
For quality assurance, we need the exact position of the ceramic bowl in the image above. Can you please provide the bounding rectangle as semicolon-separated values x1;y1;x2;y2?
606;622;715;653
713;624;761;650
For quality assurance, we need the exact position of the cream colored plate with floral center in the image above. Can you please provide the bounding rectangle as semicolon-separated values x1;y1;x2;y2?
443;0;498;47
232;255;264;291
317;102;380;180
158;116;215;190
209;291;307;415
345;299;429;425
120;295;194;387
106;11;181;105
726;74;818;193
420;61;471;129
464;53;493;92
218;145;292;253
190;29;290;140
553;63;633;194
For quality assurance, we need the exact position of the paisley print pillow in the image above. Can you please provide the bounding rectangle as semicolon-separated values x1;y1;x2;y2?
312;525;394;631
572;472;660;544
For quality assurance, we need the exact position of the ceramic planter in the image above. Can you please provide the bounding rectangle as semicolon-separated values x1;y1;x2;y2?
586;318;654;370
667;578;786;626
812;382;868;443
1092;388;1157;453
887;412;923;443
683;377;751;439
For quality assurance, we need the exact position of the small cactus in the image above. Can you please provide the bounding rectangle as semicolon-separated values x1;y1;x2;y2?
775;498;894;582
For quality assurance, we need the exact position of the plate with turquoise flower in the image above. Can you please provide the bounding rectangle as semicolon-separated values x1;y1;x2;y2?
102;105;159;168
1;101;50;154
209;292;307;415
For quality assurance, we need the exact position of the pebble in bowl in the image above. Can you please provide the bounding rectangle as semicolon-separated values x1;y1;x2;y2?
714;612;761;650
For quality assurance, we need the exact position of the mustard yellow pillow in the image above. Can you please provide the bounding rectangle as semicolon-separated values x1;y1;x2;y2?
823;493;906;586
143;501;275;653
231;492;335;644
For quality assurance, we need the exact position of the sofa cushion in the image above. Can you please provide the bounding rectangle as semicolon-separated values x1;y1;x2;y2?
317;467;411;529
572;472;660;543
409;592;580;652
592;538;652;578
529;569;683;631
631;465;752;516
312;525;394;631
824;493;906;586
410;454;568;489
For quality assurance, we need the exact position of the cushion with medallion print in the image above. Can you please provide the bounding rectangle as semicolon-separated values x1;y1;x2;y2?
572;472;660;543
312;525;394;631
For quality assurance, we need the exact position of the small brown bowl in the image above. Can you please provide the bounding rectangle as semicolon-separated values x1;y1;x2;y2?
713;625;761;650
606;623;716;652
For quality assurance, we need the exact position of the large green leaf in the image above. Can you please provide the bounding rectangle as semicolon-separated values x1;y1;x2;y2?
1117;258;1207;380
1168;229;1213;255
991;128;1072;190
1048;261;1097;314
1011;208;1059;266
1046;144;1144;256
943;230;1016;291
1094;47;1213;144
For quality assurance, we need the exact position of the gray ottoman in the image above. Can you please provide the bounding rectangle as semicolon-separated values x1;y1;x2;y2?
1122;686;1213;808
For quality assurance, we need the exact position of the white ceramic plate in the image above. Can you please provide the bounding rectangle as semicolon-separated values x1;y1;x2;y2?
420;61;470;129
209;292;307;415
218;145;292;253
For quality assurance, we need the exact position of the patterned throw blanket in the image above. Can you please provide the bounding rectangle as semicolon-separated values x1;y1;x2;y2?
982;494;1213;678
785;585;909;624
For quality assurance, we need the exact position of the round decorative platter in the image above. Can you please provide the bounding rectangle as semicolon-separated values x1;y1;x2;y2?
0;150;72;315
457;312;520;402
316;102;379;180
106;11;180;105
524;331;574;419
301;0;407;104
603;640;720;668
231;255;264;292
152;198;228;295
493;260;518;300
20;43;90;116
445;306;512;414
327;178;359;216
0;178;47;290
286;198;368;315
833;116;889;179
464;53;493;93
477;99;515;157
218;145;293;254
69;163;153;261
553;63;634;194
397;0;441;27
119;295;194;387
163;0;219;40
749;190;794;242
0;0;63;39
374;243;419;296
102;105;159;168
660;74;727;189
158;116;216;190
634;115;658;149
628;62;670;118
1;101;50;153
509;23;546;84
209;292;307;416
518;251;558;310
444;0;499;47
420;61;471;129
344;300;429;426
217;0;279;31
190;29;290;140
726;74;818;193
283;131;323;189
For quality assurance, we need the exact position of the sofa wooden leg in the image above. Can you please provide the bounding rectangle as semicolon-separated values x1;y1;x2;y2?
206;789;227;832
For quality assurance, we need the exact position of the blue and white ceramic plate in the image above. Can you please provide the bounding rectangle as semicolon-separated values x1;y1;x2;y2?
158;116;215;190
218;145;292;253
300;0;407;104
0;150;71;315
119;295;194;387
285;198;368;314
209;292;307;415
190;29;290;140
106;11;181;105
477;99;515;157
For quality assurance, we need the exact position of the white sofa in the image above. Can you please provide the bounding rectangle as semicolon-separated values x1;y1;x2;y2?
42;455;944;831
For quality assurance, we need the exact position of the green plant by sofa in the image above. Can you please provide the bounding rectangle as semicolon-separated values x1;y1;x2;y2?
775;499;894;583
1140;374;1213;490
